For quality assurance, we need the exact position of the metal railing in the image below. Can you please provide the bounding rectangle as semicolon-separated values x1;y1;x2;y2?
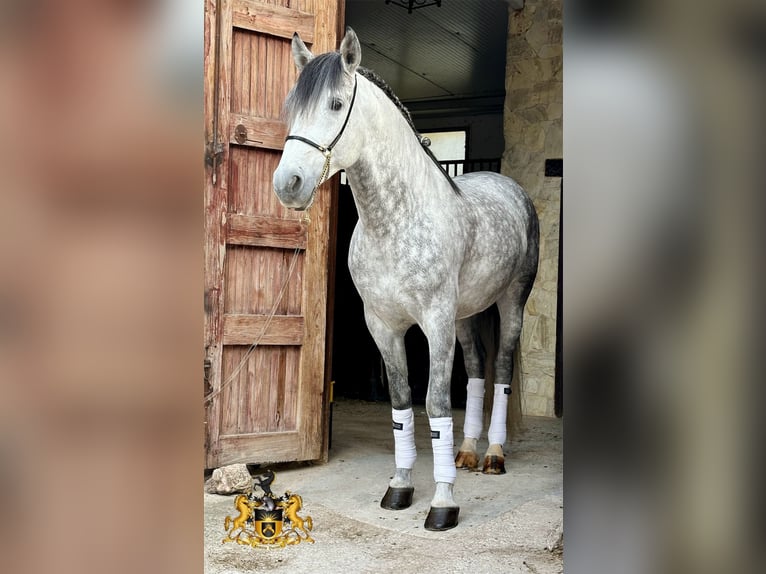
439;158;501;177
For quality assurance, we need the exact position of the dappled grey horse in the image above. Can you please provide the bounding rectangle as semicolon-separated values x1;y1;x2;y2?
273;28;539;531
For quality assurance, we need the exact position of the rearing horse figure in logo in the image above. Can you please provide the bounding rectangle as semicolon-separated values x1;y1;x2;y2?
273;28;539;531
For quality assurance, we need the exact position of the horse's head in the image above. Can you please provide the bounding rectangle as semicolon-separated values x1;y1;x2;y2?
273;28;363;210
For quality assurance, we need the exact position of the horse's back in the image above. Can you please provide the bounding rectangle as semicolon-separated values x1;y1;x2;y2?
452;171;539;317
454;171;535;220
454;170;537;245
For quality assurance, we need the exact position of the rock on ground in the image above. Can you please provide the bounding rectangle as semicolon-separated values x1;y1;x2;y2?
204;463;252;495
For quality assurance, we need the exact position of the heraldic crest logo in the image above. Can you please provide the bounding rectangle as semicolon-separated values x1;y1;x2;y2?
223;470;314;547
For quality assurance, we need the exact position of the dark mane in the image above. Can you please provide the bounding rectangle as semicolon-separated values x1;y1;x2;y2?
284;52;461;195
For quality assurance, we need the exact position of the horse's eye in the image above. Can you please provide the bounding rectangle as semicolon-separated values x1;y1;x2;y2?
330;98;343;111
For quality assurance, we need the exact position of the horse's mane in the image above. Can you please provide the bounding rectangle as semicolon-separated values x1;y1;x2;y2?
284;52;461;195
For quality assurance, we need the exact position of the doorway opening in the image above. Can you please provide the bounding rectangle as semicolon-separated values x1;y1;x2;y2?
328;181;470;408
328;0;509;411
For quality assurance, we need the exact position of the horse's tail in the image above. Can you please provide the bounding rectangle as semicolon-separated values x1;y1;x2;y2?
476;305;523;443
305;516;313;531
224;516;232;531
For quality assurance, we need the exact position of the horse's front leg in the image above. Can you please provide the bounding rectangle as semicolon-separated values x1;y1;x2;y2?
363;309;416;510
422;310;460;531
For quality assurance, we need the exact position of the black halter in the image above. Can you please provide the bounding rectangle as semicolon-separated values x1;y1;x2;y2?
285;75;358;157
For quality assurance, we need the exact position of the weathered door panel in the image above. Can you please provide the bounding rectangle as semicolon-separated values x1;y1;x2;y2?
204;0;339;467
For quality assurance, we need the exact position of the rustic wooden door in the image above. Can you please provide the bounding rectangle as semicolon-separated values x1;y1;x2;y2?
204;0;341;468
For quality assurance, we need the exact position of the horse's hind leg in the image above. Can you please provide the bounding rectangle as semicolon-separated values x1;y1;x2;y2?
363;310;416;510
484;281;533;474
455;315;485;470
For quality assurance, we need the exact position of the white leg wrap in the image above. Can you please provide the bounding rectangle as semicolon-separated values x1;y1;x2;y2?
392;408;416;469
463;378;485;440
429;417;456;484
487;384;511;446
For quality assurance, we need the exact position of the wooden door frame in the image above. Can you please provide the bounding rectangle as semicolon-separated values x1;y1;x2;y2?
318;0;346;462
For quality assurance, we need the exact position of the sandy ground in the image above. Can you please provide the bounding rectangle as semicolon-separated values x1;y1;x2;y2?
205;399;563;573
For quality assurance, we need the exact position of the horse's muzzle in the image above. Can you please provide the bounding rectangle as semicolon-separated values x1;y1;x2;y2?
273;165;310;210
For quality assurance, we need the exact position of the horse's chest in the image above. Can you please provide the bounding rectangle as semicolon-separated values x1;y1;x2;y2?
348;228;456;311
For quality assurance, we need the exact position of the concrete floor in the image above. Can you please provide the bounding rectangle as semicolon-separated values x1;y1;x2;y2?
205;399;563;573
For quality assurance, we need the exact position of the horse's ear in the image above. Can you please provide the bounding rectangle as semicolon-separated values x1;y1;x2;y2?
340;27;361;76
291;32;314;71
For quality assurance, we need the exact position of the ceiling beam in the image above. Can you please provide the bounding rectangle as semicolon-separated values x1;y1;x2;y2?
405;95;505;119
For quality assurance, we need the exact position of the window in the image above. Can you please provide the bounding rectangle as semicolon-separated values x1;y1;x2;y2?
421;130;467;162
421;129;467;176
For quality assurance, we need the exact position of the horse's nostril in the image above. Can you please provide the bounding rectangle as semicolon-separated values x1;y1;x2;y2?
289;175;302;193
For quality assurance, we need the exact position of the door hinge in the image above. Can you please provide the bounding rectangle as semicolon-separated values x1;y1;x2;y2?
204;357;213;396
205;140;224;185
205;140;224;168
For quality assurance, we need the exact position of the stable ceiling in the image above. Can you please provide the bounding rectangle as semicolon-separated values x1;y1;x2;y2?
345;0;510;112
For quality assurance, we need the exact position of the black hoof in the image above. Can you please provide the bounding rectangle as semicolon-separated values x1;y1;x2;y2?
424;506;459;531
482;455;506;475
380;486;414;510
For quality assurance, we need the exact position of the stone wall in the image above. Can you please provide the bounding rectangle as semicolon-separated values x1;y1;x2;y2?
502;0;562;417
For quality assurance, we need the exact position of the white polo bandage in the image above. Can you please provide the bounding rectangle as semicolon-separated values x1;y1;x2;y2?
487;383;511;446
429;417;456;484
392;408;417;469
463;377;485;440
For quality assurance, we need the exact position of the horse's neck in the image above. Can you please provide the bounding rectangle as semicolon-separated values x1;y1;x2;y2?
345;79;454;233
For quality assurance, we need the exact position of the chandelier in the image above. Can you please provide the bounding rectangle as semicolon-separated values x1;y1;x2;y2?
385;1;442;15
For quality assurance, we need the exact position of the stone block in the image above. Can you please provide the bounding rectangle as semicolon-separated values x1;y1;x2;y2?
516;59;552;84
542;380;556;399
546;1;563;22
539;179;561;202
506;35;536;62
517;104;548;124
522;124;546;151
536;258;558;286
522;171;544;198
509;7;535;36
523;393;550;417
544;121;563;156
505;111;530;136
505;86;531;109
530;313;551;350
546;102;563;120
503;149;532;174
204;463;252;495
548;25;563;47
552;56;563;81
525;19;552;55
539;43;562;60
523;377;539;396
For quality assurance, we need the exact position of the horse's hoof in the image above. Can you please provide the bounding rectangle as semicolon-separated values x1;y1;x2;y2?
482;455;506;474
380;486;414;510
455;450;479;470
424;506;459;531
